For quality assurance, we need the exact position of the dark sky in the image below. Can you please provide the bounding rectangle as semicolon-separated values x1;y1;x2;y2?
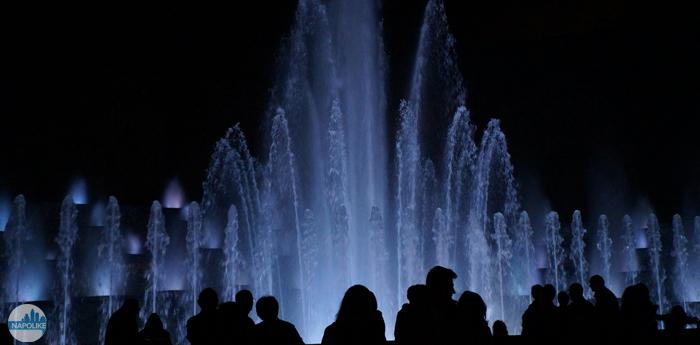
1;1;698;219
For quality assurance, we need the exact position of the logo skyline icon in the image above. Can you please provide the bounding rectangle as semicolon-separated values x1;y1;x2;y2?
7;303;47;342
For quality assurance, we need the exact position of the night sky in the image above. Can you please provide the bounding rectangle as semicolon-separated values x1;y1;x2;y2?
1;1;698;220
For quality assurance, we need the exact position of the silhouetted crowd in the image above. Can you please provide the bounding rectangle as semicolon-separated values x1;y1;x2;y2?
4;265;691;344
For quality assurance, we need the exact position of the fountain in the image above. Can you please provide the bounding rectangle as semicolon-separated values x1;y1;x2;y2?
621;214;638;285
4;1;700;342
646;213;667;313
222;205;241;302
143;201;169;319
97;196;125;345
671;214;689;310
2;196;26;315
544;211;566;293
570;210;588;291
492;212;512;321
596;214;613;284
53;195;79;345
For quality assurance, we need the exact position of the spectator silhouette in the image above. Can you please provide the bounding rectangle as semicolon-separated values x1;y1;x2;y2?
394;284;430;344
105;298;140;345
556;290;570;338
620;283;656;339
589;275;619;340
217;301;249;345
236;290;255;343
0;323;10;345
251;296;303;345
566;283;594;340
492;320;508;337
457;291;492;342
425;266;459;343
139;313;172;345
659;305;697;337
521;284;556;339
322;285;386;345
186;288;219;345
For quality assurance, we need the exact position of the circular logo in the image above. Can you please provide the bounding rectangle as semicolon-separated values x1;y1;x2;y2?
7;304;47;342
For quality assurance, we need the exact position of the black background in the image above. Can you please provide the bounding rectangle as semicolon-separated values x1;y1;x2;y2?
1;1;698;220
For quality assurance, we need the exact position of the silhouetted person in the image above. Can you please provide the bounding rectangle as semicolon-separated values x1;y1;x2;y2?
492;320;508;337
556;290;570;338
105;298;140;345
217;302;248;345
251;296;303;345
620;283;657;340
0;324;11;345
322;285;386;345
557;291;569;308
394;284;430;344
187;288;219;345
566;283;594;340
589;275;619;340
457;291;492;342
425;266;459;343
139;313;172;345
659;305;697;337
236;290;255;343
521;284;556;339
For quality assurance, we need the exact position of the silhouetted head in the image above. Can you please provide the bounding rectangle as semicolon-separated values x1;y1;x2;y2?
557;291;570;307
531;285;543;301
492;320;508;337
543;284;556;303
122;298;139;315
236;290;254;315
458;291;487;320
337;285;377;323
198;288;219;311
569;283;584;301
218;301;239;320
621;283;652;312
144;313;164;331
589;275;605;292
407;284;428;305
256;296;279;322
426;266;457;299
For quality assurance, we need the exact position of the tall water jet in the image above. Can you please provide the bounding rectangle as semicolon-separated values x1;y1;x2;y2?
469;119;519;300
299;209;321;337
419;160;437;266
53;195;78;345
97;196;125;345
222;205;241;301
646;213;666;312
621;215;638;285
570;210;588;290
3;195;26;314
268;108;305;324
443;106;476;271
143;201;169;318
410;0;466;126
544;211;566;293
671;214;689;310
368;206;394;333
326;100;351;293
328;0;388;285
202;125;267;296
492;212;512;321
513;211;535;299
396;100;422;303
596;214;613;284
185;202;203;317
432;208;450;266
